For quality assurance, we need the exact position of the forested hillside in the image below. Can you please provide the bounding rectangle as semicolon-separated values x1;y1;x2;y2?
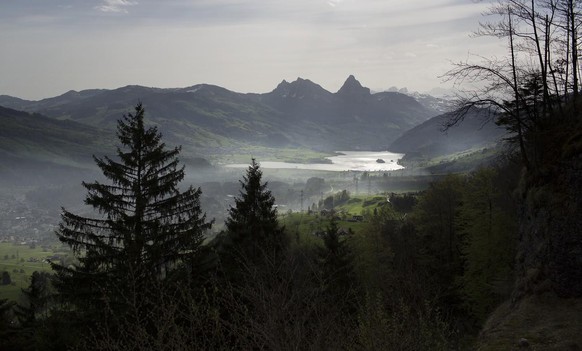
0;106;113;185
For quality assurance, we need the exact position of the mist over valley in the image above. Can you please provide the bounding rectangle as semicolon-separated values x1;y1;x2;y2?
0;74;502;262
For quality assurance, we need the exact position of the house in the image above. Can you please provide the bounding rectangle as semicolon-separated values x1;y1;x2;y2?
351;215;364;222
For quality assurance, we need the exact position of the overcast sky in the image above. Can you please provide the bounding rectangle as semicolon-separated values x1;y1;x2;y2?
0;0;505;100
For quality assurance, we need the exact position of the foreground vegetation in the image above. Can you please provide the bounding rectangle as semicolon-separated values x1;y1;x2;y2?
0;106;520;349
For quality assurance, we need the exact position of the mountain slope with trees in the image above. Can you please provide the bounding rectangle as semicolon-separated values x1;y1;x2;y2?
389;108;505;158
0;105;115;184
0;105;113;163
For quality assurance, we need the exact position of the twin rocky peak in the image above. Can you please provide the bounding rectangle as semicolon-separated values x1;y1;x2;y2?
271;75;371;100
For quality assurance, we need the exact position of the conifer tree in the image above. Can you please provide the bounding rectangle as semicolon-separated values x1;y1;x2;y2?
14;271;52;327
52;103;212;311
318;216;357;300
223;159;286;263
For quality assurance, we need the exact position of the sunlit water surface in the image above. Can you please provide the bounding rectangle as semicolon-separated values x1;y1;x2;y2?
224;151;404;172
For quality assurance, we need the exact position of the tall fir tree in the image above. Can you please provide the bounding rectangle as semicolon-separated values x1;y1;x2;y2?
222;159;286;265
52;103;212;312
318;216;358;306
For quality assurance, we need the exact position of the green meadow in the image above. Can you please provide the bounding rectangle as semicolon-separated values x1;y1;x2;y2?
280;193;394;246
0;243;63;302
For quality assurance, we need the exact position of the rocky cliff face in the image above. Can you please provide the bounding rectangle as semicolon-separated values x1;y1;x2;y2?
514;117;582;300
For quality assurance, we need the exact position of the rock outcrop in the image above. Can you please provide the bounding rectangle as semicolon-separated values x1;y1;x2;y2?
514;121;582;299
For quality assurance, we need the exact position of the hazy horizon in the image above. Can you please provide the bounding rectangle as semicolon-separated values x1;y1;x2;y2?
0;0;505;100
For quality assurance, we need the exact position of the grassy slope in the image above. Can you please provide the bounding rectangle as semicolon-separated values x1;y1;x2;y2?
399;145;502;176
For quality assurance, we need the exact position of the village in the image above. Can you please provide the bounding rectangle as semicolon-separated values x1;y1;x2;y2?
0;192;59;245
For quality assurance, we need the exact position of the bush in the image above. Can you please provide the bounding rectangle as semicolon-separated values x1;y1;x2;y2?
1;271;11;285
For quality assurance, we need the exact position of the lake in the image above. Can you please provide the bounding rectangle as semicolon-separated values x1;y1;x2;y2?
224;151;405;172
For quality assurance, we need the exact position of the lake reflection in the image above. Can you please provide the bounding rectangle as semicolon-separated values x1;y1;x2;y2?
224;151;405;172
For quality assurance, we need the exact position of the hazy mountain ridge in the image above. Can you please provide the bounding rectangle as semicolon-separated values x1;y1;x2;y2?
0;105;115;185
0;76;437;152
389;108;505;158
0;105;114;160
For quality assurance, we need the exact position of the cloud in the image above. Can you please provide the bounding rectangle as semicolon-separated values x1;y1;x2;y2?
327;0;343;8
95;0;138;13
0;0;507;99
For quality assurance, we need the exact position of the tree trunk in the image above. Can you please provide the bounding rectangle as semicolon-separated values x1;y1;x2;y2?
510;8;531;170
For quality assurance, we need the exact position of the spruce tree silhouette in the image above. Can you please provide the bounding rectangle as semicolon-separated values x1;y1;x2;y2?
52;103;211;314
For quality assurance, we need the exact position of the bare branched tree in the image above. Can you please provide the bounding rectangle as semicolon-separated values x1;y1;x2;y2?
443;0;582;170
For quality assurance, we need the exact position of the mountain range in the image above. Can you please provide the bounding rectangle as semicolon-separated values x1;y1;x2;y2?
0;75;507;185
0;76;437;155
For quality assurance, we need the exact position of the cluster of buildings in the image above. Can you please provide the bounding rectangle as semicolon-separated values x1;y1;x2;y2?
0;195;57;245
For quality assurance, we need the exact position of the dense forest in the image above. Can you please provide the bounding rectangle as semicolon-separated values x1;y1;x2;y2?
2;0;582;350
